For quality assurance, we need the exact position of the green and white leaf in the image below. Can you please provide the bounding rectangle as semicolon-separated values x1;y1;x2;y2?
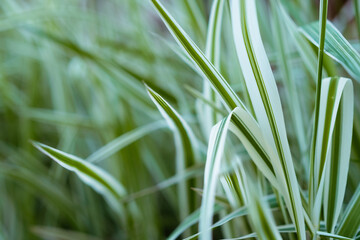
301;21;360;82
230;0;305;237
199;114;232;240
32;142;126;214
146;85;198;221
309;77;353;233
150;0;245;112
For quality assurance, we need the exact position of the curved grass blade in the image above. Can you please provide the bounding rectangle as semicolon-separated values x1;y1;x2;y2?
228;108;278;188
150;0;245;112
310;77;354;232
146;85;198;221
316;232;352;240
230;1;305;237
199;114;232;240
149;0;279;194
301;21;360;82
32;142;126;214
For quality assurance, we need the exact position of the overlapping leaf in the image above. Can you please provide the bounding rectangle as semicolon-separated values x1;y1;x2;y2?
310;77;354;233
230;0;305;237
301;21;360;82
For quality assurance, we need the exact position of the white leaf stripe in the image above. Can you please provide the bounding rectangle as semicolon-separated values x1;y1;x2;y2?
146;85;198;222
150;0;278;190
230;0;305;238
199;116;231;240
200;106;279;239
33;142;125;198
310;77;353;232
230;112;275;178
301;21;360;81
150;0;245;112
32;142;126;219
146;86;197;166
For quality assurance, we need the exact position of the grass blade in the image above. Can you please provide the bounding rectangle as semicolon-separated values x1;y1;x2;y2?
199;114;232;240
230;0;305;237
301;21;360;82
146;85;198;221
150;0;245;112
310;77;353;232
32;142;126;213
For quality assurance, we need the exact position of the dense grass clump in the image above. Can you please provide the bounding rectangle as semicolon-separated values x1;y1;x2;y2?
1;0;360;239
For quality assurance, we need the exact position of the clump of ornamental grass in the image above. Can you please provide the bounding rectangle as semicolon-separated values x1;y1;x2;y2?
1;0;360;239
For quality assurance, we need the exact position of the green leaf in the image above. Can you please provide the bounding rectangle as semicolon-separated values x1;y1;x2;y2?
146;85;198;221
310;77;354;232
150;0;246;112
301;21;360;82
32;142;126;214
228;108;277;189
230;0;305;237
199;114;232;240
149;1;281;206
